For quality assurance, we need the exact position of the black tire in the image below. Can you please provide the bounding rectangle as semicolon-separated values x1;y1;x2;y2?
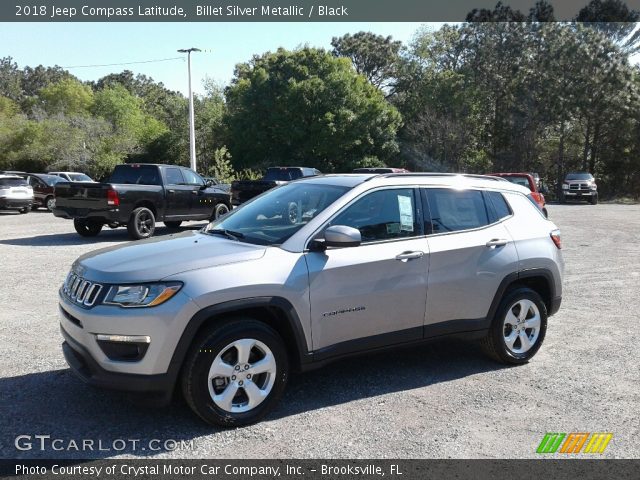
19;207;30;214
164;221;183;229
211;202;230;221
559;194;566;204
73;218;103;237
181;318;289;428
45;196;55;211
127;207;156;240
481;287;547;365
590;195;598;205
542;207;548;218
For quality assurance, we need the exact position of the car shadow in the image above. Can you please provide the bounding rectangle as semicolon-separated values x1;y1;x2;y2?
0;339;506;459
0;224;207;247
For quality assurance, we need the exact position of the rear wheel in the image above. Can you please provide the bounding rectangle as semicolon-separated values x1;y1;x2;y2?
542;207;548;218
19;207;30;214
211;203;230;221
181;318;289;427
73;218;103;237
127;207;155;240
164;221;183;229
481;287;547;364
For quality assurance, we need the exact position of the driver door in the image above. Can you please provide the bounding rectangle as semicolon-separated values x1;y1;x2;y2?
305;188;429;354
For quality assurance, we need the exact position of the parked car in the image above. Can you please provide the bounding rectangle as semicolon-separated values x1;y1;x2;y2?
0;175;33;213
490;172;548;217
59;173;563;427
352;167;410;173
561;172;598;204
53;163;233;239
23;173;64;211
49;171;95;182
231;167;321;206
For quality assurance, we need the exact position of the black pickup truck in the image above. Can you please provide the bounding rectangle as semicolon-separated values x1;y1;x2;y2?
53;164;232;239
230;166;321;206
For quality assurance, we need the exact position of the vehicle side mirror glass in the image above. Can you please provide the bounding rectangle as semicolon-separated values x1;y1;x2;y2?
323;225;361;248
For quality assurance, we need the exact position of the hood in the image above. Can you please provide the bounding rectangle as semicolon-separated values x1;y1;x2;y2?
73;230;266;283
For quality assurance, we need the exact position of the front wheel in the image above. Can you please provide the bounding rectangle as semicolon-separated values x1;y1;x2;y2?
45;196;55;211
127;207;156;240
74;218;103;237
181;318;289;427
590;195;598;205
481;287;547;364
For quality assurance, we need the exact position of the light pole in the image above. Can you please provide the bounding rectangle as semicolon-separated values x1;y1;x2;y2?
178;47;201;172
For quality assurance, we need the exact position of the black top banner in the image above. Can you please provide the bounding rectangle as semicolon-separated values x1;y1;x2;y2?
2;0;640;22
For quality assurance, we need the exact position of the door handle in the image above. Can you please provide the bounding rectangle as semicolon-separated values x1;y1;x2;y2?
486;238;509;247
395;251;424;261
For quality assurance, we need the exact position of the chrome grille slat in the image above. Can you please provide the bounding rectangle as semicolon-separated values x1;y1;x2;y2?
62;272;103;307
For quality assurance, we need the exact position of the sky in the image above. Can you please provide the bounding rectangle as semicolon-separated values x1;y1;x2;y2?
0;22;440;96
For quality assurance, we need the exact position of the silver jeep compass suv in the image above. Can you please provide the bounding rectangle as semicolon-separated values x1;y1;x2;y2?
59;173;564;426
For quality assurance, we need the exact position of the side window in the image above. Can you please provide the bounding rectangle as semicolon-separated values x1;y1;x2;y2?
485;191;512;222
182;169;204;186
330;188;420;243
165;168;184;185
424;188;490;233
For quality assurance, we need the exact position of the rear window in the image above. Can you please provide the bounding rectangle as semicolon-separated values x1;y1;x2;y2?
68;173;93;182
485;191;513;221
0;177;28;187
425;188;490;233
107;165;161;185
503;176;531;190
264;169;302;181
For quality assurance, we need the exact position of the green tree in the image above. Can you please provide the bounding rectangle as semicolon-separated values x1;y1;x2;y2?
225;47;402;173
331;32;402;91
39;78;94;116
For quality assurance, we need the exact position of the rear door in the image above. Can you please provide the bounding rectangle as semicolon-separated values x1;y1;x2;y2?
163;167;191;217
423;188;518;334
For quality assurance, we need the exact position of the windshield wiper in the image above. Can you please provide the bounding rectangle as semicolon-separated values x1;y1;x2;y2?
205;228;245;241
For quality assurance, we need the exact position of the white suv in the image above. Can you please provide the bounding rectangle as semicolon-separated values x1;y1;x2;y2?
0;175;33;213
59;173;564;426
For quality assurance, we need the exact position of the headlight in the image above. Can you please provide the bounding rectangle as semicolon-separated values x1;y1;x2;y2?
590;183;597;190
562;183;569;190
103;282;182;308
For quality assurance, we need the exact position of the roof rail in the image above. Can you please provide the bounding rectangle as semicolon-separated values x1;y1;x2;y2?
364;172;507;182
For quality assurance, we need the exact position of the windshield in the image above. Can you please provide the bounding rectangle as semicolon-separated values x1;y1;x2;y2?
566;173;593;181
68;173;93;182
205;182;349;245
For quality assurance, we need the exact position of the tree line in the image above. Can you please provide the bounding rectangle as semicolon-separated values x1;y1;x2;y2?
1;0;639;198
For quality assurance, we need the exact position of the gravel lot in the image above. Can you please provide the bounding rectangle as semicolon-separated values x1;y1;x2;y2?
0;204;638;459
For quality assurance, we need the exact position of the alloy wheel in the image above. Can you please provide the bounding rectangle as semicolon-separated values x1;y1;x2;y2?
207;338;277;413
503;299;541;354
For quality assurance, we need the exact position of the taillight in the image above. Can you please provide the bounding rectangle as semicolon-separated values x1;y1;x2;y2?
107;189;120;207
550;229;562;249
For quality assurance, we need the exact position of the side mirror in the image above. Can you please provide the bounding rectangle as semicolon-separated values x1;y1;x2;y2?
323;225;362;248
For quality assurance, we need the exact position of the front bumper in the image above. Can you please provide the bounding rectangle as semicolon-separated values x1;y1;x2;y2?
563;190;596;198
61;325;174;399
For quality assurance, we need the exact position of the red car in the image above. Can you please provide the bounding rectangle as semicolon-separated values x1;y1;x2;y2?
489;172;548;217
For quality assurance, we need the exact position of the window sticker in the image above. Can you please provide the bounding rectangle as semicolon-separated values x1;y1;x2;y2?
398;195;414;232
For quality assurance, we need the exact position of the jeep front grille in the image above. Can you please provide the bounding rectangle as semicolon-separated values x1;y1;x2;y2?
63;272;103;307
